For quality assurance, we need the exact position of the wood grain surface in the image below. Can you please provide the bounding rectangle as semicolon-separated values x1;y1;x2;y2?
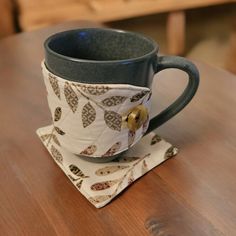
0;21;236;236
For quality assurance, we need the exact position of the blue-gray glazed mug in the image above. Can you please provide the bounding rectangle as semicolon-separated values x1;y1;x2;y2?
43;28;199;162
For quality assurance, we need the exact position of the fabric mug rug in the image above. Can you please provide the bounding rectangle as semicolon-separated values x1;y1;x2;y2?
37;125;178;208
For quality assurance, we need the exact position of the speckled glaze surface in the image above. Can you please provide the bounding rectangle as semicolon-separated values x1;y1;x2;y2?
44;28;158;87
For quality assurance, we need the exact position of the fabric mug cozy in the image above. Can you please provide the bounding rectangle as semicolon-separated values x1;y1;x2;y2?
43;28;199;162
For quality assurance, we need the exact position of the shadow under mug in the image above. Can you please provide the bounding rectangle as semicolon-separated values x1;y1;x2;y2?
44;28;199;161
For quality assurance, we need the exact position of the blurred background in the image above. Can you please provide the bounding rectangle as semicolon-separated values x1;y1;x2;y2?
0;0;235;74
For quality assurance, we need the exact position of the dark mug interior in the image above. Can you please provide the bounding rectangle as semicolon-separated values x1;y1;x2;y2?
45;28;157;61
44;28;158;86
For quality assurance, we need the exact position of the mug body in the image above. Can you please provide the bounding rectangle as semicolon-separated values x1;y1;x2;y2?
42;28;200;162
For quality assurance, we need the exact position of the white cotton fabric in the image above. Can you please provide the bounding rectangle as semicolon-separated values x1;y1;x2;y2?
42;62;152;158
37;125;178;208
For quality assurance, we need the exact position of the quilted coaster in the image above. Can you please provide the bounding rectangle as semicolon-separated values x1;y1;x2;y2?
36;125;178;208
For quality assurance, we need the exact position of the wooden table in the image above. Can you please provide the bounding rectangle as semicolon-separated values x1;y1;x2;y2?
0;21;236;236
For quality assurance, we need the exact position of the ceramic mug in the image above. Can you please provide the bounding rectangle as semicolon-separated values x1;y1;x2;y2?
43;28;199;162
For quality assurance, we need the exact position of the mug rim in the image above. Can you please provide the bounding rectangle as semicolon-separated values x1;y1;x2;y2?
44;28;159;64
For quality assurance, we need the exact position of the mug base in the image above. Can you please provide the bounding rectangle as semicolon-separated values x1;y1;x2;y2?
77;153;125;163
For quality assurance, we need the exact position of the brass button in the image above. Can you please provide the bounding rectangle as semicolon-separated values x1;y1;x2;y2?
127;105;148;131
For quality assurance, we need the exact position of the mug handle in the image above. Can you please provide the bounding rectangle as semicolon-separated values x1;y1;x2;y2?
146;55;200;134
